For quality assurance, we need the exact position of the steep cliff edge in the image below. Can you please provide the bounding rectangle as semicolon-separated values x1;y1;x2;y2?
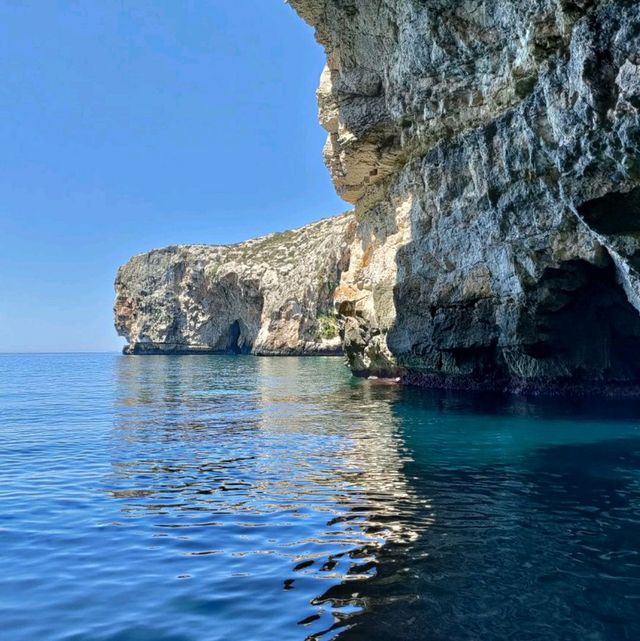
290;0;640;391
115;214;354;355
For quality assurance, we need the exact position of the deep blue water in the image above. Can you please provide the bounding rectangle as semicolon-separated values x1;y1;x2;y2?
1;354;640;641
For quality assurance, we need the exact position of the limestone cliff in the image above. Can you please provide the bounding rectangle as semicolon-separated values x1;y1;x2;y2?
290;0;640;391
115;214;354;355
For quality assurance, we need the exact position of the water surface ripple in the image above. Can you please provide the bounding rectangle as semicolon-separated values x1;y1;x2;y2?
1;354;640;640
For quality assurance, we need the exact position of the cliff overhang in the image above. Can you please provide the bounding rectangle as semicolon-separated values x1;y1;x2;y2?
287;0;640;393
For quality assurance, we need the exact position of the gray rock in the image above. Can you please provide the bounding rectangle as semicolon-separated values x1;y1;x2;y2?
115;214;354;355
290;0;640;391
115;0;640;393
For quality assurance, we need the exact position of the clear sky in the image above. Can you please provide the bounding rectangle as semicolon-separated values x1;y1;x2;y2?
0;1;345;352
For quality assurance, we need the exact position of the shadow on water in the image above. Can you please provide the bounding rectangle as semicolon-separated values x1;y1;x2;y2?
319;389;640;641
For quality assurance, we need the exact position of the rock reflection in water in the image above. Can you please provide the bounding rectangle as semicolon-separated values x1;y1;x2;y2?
111;355;431;640
334;390;640;641
4;354;640;641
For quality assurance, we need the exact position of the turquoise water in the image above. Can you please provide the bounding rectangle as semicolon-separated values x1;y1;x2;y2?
1;354;640;641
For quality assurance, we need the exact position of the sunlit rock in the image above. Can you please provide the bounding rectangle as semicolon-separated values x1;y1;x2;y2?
115;214;355;355
291;0;640;392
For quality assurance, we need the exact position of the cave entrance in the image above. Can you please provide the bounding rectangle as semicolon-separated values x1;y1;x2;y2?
579;188;640;271
520;259;640;381
579;187;640;236
226;320;250;355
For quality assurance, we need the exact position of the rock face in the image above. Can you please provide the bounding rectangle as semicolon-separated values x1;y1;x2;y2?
289;0;640;391
115;0;640;393
115;214;354;355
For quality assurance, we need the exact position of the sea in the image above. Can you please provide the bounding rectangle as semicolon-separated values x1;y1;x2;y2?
1;353;640;641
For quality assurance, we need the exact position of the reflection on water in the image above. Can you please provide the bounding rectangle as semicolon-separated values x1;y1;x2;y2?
1;354;640;641
110;355;432;640
339;392;640;641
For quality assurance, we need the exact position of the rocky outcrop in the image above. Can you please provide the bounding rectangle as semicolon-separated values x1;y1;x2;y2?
115;214;354;355
290;0;640;392
115;0;640;393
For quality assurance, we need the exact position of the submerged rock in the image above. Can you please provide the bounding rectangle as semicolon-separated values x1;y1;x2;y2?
115;214;354;355
288;0;640;392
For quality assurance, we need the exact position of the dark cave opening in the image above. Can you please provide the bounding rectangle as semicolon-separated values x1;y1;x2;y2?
520;259;640;381
579;188;640;272
578;187;640;236
226;320;249;355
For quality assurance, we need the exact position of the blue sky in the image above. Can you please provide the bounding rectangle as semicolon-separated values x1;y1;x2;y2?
0;1;345;352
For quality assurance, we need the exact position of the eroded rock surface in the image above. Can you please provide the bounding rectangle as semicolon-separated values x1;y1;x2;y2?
115;214;354;355
290;0;640;392
116;0;640;392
